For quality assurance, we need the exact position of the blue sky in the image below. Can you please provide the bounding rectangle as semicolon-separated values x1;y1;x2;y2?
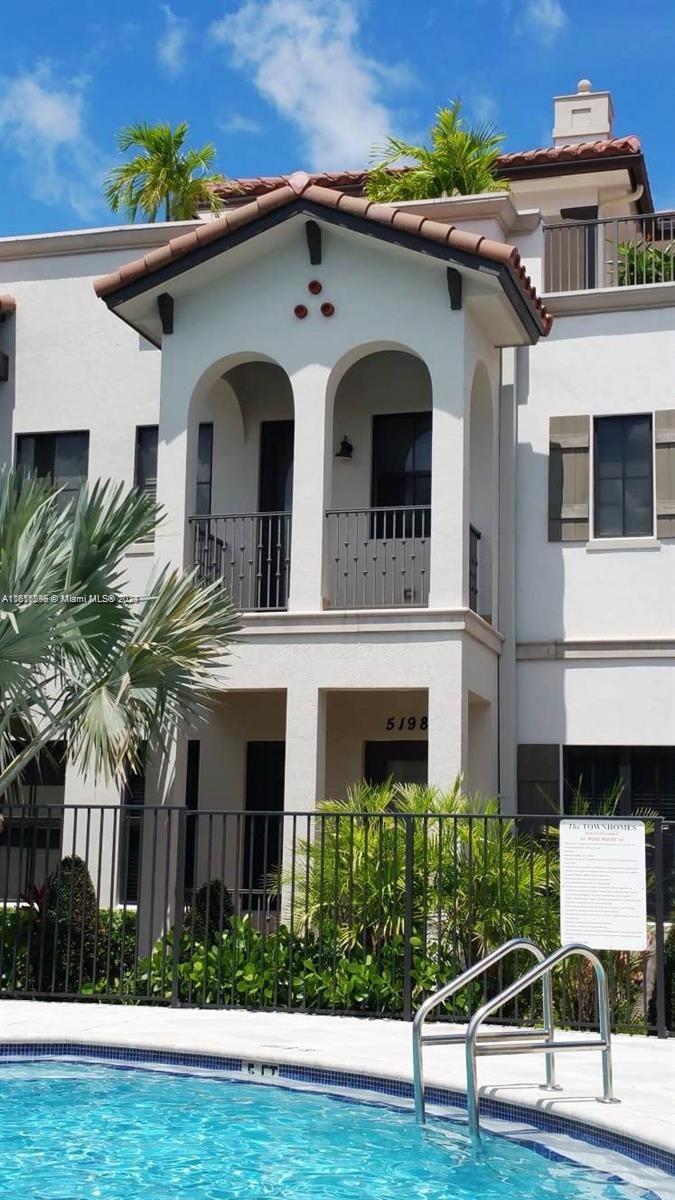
1;0;673;236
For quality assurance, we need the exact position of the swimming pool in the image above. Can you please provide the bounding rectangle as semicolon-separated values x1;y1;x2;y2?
0;1059;669;1200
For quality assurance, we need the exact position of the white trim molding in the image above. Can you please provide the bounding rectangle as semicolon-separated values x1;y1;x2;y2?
517;638;675;660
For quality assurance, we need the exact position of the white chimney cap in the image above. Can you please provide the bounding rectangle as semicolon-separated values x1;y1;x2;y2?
553;81;614;146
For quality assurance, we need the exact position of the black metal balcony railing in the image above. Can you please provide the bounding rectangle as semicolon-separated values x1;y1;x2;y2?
544;211;675;293
469;524;481;614
190;513;291;611
325;506;430;609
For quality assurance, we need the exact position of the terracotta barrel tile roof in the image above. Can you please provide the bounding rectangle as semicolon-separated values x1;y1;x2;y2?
209;136;644;201
93;175;552;336
0;295;17;315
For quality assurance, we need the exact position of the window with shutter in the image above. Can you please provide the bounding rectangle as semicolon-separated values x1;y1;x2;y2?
548;416;590;542
655;409;675;539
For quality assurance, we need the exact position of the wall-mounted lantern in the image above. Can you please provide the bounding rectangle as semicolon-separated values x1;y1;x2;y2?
335;435;354;460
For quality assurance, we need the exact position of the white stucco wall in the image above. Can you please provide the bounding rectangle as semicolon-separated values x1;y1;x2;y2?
517;305;675;641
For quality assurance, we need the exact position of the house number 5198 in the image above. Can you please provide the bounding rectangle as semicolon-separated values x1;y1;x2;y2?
386;716;428;731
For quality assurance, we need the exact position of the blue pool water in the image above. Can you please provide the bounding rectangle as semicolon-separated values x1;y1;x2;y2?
0;1061;660;1200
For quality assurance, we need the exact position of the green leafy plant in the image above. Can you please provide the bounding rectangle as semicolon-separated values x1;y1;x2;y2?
188;879;234;945
0;468;239;798
34;856;99;994
365;100;508;202
618;241;674;286
104;122;230;222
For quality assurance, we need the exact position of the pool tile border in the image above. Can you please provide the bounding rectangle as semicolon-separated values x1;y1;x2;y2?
1;1041;673;1181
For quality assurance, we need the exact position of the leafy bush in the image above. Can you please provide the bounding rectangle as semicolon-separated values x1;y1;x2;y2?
35;856;99;993
618;241;674;286
648;924;675;1031
187;879;234;945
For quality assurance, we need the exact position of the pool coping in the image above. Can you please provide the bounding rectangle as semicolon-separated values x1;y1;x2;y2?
2;1038;674;1185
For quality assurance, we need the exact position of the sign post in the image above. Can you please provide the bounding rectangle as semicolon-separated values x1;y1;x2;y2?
560;820;647;951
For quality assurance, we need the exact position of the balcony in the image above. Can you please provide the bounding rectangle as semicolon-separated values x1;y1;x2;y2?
190;513;291;611
325;505;430;609
544;211;674;293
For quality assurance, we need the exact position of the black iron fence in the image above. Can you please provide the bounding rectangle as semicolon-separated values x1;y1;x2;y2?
190;513;291;610
0;805;671;1036
325;506;430;608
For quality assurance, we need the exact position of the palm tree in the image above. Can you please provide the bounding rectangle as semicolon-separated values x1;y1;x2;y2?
0;468;238;795
365;99;508;203
104;121;230;222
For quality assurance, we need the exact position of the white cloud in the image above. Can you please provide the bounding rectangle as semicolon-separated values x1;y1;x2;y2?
158;5;188;76
0;64;107;221
209;0;412;170
218;113;264;136
471;92;499;125
522;0;567;44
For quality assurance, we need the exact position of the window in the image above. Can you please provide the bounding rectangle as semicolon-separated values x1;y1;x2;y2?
364;741;428;786
16;432;89;509
594;415;653;537
134;426;158;500
120;753;146;905
195;423;213;515
563;746;674;818
371;412;431;538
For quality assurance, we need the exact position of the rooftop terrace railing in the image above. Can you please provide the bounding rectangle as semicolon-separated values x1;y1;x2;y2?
544;211;675;293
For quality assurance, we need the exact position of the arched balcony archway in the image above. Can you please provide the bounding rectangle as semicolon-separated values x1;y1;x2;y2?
326;347;433;608
187;355;295;611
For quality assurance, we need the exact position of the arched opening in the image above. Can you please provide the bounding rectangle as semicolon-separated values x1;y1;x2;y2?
468;362;495;620
327;348;432;608
187;356;294;610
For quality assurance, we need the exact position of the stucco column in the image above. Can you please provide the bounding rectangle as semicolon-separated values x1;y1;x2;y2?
427;343;466;610
153;345;194;573
426;643;466;790
280;682;326;920
287;364;332;612
62;765;120;906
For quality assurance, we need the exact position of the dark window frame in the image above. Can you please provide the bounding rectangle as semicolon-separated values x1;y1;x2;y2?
195;422;214;516
371;411;432;539
15;430;89;509
593;413;654;538
134;425;158;499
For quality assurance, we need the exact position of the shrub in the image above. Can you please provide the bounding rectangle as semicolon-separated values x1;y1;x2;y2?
35;856;99;993
187;879;234;945
649;924;675;1031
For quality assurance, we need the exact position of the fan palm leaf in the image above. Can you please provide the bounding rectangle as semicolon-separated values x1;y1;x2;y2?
0;469;238;796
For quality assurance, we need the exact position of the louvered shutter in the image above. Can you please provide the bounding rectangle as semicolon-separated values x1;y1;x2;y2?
548;416;590;542
655;409;675;539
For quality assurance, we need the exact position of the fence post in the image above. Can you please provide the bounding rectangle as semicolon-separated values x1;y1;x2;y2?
403;814;415;1022
171;808;187;1009
654;819;667;1039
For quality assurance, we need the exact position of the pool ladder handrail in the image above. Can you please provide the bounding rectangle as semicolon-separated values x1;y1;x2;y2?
413;937;558;1124
464;942;619;1138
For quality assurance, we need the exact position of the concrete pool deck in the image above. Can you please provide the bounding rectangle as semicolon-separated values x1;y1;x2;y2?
1;1000;673;1156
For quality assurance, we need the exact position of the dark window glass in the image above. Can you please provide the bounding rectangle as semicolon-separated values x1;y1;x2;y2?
120;751;146;905
364;741;428;786
16;432;89;509
134;426;158;499
371;413;431;538
594;415;653;537
195;423;213;515
563;746;623;811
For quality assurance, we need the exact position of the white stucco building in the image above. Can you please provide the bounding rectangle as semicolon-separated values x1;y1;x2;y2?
0;81;673;906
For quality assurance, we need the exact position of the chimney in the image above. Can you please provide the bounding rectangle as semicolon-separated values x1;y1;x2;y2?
552;79;614;146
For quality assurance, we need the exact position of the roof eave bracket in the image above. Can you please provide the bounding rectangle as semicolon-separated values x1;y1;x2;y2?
305;220;322;265
447;267;462;310
157;292;174;335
